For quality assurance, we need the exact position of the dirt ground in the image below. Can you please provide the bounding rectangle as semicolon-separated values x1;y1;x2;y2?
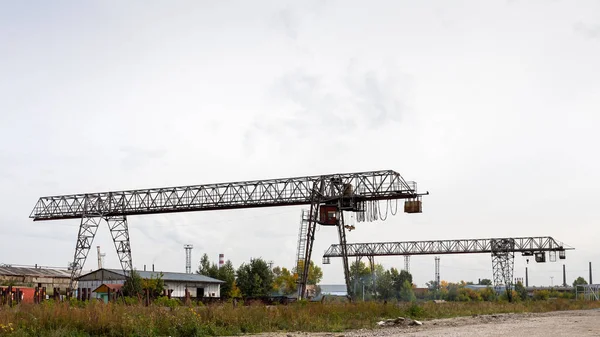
257;309;600;337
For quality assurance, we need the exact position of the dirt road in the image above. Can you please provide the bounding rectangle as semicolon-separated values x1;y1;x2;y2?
357;309;600;337
260;309;600;337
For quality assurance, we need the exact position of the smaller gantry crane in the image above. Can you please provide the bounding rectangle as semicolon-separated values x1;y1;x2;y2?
323;236;573;301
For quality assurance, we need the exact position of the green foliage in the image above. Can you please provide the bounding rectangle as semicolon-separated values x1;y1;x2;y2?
514;281;528;301
457;288;482;302
573;276;588;287
533;290;550;300
218;260;236;298
236;258;274;298
154;296;181;308
307;261;323;285
391;268;412;297
375;269;394;300
480;286;497;301
399;280;416;302
123;269;144;298
479;278;493;286
272;266;297;295
196;254;236;298
142;272;165;298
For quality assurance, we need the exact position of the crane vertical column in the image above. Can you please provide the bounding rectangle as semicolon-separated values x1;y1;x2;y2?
404;255;410;272
491;238;515;302
434;256;440;298
71;214;103;289
298;180;325;299
106;215;133;276
337;210;352;299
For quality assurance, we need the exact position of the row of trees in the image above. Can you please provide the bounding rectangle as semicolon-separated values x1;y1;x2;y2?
195;254;323;298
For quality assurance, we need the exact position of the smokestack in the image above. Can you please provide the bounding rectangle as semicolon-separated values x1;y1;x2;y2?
525;267;529;287
144;265;146;271
563;264;567;287
590;262;593;285
97;246;102;269
152;264;155;272
219;254;224;269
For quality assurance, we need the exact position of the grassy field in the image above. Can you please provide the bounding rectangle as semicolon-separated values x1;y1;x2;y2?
1;299;600;336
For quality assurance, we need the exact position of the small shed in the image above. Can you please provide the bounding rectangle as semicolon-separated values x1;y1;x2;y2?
92;283;123;303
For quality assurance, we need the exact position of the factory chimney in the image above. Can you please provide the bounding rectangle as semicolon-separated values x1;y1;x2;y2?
219;254;224;269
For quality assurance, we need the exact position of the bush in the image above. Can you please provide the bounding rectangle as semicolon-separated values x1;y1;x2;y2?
533;290;550;301
154;296;181;309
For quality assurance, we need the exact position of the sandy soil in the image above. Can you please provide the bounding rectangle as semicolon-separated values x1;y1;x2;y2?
257;309;600;337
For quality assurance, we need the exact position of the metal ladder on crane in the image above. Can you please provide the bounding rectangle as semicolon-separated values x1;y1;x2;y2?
295;209;310;282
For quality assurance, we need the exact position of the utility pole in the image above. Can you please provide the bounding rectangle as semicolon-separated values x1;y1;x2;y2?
590;262;593;285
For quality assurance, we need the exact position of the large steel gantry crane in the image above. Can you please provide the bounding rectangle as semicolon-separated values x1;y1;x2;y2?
29;169;427;298
322;236;572;301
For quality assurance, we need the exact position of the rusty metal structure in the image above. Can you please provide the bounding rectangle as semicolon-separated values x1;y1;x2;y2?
323;236;572;301
30;169;427;298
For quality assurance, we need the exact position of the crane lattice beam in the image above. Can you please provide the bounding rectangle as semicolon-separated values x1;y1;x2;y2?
30;170;420;221
323;236;570;257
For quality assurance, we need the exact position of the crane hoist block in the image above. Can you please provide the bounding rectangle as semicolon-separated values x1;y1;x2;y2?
318;205;339;225
404;200;422;213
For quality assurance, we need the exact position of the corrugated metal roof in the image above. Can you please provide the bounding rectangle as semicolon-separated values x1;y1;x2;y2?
78;268;224;283
0;266;71;278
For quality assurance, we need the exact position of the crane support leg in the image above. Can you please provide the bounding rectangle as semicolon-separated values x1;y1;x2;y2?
298;201;319;299
491;238;515;302
298;180;325;299
337;211;352;300
106;215;133;276
70;215;102;289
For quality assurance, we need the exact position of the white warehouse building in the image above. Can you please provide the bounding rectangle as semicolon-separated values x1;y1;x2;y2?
77;268;224;299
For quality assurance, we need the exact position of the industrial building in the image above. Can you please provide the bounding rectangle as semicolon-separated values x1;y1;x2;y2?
0;265;72;290
77;268;224;299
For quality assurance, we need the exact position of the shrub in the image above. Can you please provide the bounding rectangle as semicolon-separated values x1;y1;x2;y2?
533;290;550;301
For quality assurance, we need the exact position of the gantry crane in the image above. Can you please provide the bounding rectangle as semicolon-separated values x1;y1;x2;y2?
29;169;427;297
322;236;572;301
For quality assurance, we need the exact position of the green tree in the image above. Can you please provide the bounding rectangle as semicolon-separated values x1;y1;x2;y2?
272;267;297;295
293;260;324;285
399;280;416;302
573;276;588;287
236;258;274;297
349;260;373;300
479;278;493;286
514;281;528;301
307;261;323;285
218;260;236;298
375;268;394;300
123;270;143;298
142;272;165;298
197;253;211;275
391;268;413;299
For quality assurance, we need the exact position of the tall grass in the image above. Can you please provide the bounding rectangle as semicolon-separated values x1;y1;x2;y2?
0;299;599;336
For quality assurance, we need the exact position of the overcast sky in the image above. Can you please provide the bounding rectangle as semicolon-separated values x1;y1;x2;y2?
1;0;599;288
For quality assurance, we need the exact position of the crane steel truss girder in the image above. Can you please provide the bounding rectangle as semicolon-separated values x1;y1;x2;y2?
322;236;570;257
30;170;420;221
